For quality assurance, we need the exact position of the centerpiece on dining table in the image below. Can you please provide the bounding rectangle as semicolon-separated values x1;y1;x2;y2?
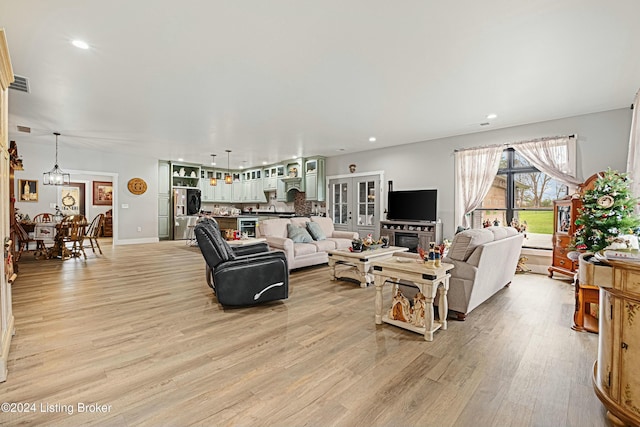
350;234;389;252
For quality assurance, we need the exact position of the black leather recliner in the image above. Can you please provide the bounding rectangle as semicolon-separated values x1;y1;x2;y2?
194;218;289;306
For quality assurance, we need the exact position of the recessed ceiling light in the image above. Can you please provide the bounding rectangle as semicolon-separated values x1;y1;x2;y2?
178;158;184;162
291;155;297;159
369;137;376;142
486;113;498;120
72;40;90;50
262;161;267;165
211;162;216;166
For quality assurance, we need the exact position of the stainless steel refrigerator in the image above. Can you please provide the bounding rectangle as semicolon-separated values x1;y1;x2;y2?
174;188;201;240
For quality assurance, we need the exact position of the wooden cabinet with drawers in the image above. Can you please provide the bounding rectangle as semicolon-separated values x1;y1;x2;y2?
593;259;640;427
102;209;113;237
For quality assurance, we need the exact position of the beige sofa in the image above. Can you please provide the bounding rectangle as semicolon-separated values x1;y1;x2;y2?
257;216;358;269
441;226;524;319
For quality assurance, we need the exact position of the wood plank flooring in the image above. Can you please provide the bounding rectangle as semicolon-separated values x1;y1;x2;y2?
0;241;609;426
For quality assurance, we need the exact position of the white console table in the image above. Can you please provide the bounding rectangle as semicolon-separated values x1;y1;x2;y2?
372;257;453;341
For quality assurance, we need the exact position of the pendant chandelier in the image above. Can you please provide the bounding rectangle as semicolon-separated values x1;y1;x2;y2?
225;149;233;184
43;132;70;185
209;154;217;186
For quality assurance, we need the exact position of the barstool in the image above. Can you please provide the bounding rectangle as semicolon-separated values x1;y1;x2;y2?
185;216;199;246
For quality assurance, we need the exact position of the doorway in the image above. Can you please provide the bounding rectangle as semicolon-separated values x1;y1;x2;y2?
68;169;118;244
328;172;383;239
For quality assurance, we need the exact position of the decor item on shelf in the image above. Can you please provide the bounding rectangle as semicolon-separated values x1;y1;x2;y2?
574;168;640;253
209;154;217;186
388;288;410;322
225;150;232;184
179;167;185;177
411;292;427;327
43;132;70;185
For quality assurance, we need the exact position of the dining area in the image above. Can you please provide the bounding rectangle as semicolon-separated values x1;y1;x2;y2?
14;211;105;261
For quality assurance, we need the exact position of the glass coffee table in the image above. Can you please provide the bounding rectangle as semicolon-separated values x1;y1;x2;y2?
327;246;408;287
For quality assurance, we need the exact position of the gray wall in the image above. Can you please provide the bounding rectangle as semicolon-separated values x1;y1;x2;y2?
14;141;158;244
326;108;633;239
15;108;632;243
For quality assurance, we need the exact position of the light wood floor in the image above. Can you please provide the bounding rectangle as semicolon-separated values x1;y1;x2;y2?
1;240;609;426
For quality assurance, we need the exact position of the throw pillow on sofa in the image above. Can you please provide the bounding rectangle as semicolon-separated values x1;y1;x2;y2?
306;221;326;241
447;228;494;262
287;223;314;243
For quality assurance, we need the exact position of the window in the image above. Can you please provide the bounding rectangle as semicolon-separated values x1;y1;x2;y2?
470;148;568;249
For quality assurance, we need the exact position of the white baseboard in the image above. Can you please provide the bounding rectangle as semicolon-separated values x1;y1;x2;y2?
114;237;160;246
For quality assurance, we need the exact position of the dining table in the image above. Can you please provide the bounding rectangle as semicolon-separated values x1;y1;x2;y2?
34;219;87;260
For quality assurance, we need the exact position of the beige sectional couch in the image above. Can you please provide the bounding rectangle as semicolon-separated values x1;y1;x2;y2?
257;216;358;269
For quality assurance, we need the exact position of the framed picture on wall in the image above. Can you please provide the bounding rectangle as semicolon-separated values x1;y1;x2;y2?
18;179;38;202
59;182;86;216
93;181;113;206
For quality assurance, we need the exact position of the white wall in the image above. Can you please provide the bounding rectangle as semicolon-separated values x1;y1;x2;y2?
14;141;158;244
326;108;633;239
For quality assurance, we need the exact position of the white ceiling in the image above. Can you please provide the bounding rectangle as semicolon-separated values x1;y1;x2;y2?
2;0;639;168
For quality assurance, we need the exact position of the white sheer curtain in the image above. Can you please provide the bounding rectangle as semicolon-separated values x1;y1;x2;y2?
454;146;503;228
512;136;581;188
626;90;640;201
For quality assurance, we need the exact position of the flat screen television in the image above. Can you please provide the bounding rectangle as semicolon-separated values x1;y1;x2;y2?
387;189;437;222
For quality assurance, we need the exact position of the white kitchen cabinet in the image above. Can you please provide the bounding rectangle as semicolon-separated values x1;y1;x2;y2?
200;168;217;202
304;157;325;201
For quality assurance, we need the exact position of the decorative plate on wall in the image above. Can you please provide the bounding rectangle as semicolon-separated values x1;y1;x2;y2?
127;178;147;195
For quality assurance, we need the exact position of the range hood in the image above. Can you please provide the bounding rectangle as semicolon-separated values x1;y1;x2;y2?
281;176;303;193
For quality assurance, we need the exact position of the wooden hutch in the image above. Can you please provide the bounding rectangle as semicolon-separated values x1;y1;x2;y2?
548;172;600;279
548;173;601;334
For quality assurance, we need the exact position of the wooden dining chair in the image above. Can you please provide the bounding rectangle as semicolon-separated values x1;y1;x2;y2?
13;222;45;261
33;213;54;223
59;215;88;259
84;213;104;254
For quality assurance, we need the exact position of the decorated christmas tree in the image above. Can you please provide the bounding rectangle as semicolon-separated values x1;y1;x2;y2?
574;169;640;252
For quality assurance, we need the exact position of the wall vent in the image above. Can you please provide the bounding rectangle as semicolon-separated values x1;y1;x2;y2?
9;75;29;93
17;125;31;133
